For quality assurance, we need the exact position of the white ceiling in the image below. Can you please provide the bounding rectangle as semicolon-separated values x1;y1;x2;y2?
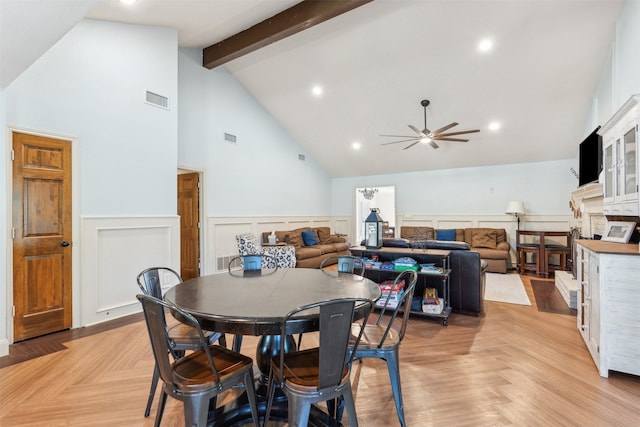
2;0;625;178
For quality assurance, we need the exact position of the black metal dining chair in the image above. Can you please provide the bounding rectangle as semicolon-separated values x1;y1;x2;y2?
263;297;373;427
347;269;418;427
320;255;366;276
227;254;278;351
137;294;260;427
136;267;224;420
297;255;367;350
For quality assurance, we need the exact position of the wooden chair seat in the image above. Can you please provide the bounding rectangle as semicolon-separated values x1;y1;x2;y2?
271;348;350;392
172;344;255;392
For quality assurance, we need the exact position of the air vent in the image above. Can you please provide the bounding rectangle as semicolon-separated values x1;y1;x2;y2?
298;154;306;161
145;91;169;110
217;255;241;271
224;133;237;144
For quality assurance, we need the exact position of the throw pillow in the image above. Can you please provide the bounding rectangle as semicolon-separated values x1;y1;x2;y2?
471;230;497;249
284;233;303;248
435;229;456;241
316;227;333;244
301;229;319;246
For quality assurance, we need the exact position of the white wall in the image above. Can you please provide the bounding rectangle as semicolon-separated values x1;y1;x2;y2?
592;0;640;124
2;20;180;347
6;20;178;215
178;48;332;217
332;159;577;218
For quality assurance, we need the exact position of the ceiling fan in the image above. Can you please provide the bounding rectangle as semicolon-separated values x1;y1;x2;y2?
381;99;480;150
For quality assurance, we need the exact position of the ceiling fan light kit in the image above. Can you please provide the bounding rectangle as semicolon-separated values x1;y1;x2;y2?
381;99;480;150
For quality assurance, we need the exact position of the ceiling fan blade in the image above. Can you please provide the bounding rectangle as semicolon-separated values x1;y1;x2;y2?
403;140;421;150
435;137;469;142
431;122;458;135
436;129;480;137
380;134;419;138
408;124;427;137
429;140;439;149
381;138;421;146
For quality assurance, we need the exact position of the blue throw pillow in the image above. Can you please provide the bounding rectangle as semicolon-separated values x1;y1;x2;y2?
301;229;318;246
436;229;456;241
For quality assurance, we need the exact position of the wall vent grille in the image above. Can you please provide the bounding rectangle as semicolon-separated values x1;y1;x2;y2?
217;255;241;271
145;91;169;110
224;133;237;143
298;154;306;161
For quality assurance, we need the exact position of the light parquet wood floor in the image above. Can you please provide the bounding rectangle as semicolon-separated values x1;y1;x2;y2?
1;274;639;426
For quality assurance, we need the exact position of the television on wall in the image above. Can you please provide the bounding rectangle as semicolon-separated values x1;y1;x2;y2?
578;126;602;187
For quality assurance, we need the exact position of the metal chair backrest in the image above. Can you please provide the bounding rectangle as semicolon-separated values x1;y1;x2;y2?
137;267;182;298
320;255;366;276
279;298;372;390
375;269;418;347
136;294;222;388
228;254;278;273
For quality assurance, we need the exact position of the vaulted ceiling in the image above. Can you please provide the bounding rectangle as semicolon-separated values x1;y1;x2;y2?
2;0;625;178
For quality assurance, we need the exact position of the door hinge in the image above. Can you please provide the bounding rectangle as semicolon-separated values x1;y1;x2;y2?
11;227;15;239
11;149;14;161
198;222;201;229
12;306;15;317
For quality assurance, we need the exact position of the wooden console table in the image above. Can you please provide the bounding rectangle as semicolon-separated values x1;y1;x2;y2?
516;230;570;277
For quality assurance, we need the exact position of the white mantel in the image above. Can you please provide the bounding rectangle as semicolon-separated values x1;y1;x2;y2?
570;182;604;238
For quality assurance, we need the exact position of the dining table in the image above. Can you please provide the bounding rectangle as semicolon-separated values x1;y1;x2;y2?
163;267;381;426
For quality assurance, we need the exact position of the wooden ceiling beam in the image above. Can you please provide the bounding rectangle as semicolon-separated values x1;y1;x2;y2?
202;0;373;69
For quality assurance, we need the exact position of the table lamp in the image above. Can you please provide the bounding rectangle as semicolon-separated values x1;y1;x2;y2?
505;201;526;230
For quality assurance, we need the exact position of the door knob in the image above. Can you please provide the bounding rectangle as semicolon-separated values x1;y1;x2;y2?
61;241;70;247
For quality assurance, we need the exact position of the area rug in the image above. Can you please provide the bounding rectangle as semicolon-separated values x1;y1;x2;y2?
484;273;531;306
530;280;577;316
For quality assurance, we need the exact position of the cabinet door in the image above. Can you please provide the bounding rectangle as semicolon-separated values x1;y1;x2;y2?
622;122;638;202
588;252;600;358
603;139;615;203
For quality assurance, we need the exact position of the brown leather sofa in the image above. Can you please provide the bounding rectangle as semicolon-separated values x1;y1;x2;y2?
400;226;510;273
261;227;349;269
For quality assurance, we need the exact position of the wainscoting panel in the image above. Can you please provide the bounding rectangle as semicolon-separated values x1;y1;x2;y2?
80;216;180;326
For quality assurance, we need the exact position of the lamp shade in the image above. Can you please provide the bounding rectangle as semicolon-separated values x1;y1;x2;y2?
505;201;525;215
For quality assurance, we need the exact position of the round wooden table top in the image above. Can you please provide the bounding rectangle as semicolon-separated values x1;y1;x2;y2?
164;268;381;336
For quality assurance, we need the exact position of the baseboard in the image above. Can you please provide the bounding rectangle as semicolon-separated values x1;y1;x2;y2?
0;338;9;357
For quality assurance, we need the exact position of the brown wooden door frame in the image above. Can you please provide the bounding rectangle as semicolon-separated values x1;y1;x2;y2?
177;168;204;278
8;128;79;344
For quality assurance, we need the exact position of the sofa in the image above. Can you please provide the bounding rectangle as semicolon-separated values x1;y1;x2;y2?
261;227;349;269
400;226;510;273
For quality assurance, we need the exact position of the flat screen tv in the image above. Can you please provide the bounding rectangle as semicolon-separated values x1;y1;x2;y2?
579;126;602;187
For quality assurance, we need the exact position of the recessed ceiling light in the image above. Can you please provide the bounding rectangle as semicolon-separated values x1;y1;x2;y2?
352;142;361;150
119;0;137;5
311;85;323;97
489;122;501;131
478;38;493;52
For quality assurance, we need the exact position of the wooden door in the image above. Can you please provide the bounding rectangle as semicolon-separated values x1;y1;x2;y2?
178;173;200;280
12;132;72;342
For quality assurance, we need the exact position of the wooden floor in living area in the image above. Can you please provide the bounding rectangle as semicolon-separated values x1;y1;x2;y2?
1;274;639;426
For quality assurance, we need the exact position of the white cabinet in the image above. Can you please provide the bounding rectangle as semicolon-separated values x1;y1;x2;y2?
599;95;639;216
576;241;640;378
